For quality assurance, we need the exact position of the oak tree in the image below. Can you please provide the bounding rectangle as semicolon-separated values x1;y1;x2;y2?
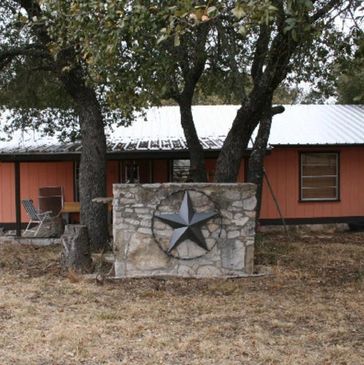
0;0;109;249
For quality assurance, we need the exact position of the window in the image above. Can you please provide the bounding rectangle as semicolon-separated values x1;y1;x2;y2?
124;161;140;183
300;152;339;201
172;160;191;182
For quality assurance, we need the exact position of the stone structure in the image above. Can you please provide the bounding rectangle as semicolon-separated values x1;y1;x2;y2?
113;183;256;278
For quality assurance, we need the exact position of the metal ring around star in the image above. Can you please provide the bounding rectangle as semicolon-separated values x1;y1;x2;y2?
151;189;222;260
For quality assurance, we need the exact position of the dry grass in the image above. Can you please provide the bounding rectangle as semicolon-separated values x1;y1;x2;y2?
0;232;363;365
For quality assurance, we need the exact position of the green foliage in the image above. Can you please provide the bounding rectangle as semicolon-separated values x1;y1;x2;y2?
0;63;72;109
0;0;144;136
27;2;281;100
0;0;361;142
337;34;364;104
36;0;159;112
7;0;357;111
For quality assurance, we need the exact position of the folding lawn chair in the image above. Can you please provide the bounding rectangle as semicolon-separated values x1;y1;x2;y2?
22;199;53;237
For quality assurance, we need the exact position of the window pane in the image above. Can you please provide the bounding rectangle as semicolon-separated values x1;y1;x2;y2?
172;160;191;182
302;165;337;176
302;187;337;199
125;161;140;183
302;153;337;165
302;176;337;188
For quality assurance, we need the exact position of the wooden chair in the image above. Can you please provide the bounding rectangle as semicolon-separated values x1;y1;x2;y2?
22;199;53;237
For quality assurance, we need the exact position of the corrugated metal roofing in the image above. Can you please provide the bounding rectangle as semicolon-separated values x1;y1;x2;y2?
268;105;364;145
0;105;363;155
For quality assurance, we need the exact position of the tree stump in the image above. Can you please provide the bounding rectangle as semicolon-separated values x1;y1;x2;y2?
61;225;93;273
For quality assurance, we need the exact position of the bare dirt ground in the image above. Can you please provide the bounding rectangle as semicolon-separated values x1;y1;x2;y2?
0;232;363;365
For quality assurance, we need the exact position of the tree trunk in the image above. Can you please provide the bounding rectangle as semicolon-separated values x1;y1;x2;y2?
214;93;282;183
60;70;108;251
61;224;93;273
170;23;209;182
214;103;261;182
179;100;207;182
247;112;273;220
78;101;108;251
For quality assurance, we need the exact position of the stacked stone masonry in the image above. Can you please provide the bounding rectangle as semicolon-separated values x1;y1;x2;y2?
113;183;257;278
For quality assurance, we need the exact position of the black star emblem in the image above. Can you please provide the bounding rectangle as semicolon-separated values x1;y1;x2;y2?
154;191;218;254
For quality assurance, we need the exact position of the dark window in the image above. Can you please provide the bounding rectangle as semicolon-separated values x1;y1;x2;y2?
300;152;339;201
124;162;140;183
172;160;191;182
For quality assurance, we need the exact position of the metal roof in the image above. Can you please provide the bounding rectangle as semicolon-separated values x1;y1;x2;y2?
268;105;364;145
0;105;363;155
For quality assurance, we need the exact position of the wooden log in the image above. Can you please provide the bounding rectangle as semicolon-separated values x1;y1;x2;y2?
61;225;93;273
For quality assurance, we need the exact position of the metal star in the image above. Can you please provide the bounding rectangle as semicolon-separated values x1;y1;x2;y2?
154;191;218;254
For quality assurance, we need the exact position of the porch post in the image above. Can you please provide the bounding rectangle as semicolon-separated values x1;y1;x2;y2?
14;161;21;237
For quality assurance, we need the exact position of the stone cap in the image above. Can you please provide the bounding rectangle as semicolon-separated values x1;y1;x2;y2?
113;182;257;190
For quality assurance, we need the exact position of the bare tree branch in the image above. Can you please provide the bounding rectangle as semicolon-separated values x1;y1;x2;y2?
271;105;285;116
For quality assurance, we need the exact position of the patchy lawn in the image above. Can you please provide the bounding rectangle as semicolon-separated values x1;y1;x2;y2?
0;232;363;365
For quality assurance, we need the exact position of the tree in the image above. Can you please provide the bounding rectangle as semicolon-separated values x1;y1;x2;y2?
2;1;360;226
337;32;364;104
0;0;109;250
39;1;214;182
247;106;284;218
159;1;359;216
211;1;360;182
146;19;212;182
56;1;359;184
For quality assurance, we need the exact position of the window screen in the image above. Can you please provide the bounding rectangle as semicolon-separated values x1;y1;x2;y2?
301;152;339;201
172;160;191;182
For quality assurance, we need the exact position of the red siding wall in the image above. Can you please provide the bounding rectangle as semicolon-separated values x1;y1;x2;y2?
260;147;364;219
0;163;15;223
107;161;120;196
153;160;169;182
2;147;364;224
19;162;74;222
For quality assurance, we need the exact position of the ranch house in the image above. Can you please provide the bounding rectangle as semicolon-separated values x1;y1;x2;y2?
0;104;363;234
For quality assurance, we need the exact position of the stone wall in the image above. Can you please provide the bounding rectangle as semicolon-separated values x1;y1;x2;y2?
113;183;257;278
